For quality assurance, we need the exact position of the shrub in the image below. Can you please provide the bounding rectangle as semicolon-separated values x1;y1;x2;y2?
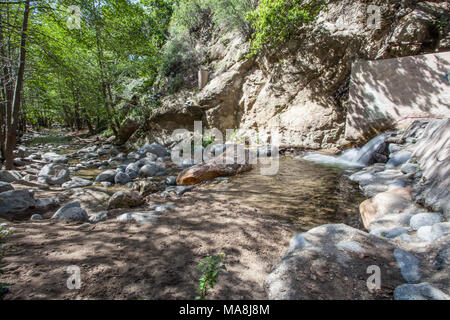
196;253;227;300
246;0;326;56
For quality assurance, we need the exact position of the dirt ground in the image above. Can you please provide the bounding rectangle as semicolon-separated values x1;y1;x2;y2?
1;189;296;300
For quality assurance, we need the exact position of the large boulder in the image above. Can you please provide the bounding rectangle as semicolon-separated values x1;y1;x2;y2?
0;170;22;183
0;190;36;214
107;191;144;209
359;187;419;230
264;224;404;300
176;152;253;186
51;201;88;222
38;163;70;185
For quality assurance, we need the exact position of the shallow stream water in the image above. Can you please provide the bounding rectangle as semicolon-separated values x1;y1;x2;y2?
199;156;366;232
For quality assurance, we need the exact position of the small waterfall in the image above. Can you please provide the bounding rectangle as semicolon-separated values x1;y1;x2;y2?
303;133;390;167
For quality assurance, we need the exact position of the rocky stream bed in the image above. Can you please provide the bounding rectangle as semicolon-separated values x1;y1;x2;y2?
0;118;449;300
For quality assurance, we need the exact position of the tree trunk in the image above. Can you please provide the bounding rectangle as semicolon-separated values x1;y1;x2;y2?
4;0;30;169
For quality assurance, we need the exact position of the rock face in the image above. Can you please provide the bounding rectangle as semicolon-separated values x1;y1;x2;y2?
38;164;70;185
107;191;144;209
51;201;89;222
135;0;449;149
413;119;450;218
264;224;404;300
0;190;36;214
359;187;418;229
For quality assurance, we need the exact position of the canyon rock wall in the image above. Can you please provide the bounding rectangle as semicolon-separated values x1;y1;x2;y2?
136;0;449;150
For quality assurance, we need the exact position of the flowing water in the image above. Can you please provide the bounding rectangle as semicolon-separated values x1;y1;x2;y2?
199;156;366;232
303;133;390;167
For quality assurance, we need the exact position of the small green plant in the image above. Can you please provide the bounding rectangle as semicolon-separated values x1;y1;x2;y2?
196;253;227;300
202;131;215;148
0;225;14;295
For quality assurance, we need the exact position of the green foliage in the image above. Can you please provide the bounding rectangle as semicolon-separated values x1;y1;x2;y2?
196;253;226;300
0;225;14;294
205;0;258;37
24;135;70;147
246;0;326;56
202;131;215;148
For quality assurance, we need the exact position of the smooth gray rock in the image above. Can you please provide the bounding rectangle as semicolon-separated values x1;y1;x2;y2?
62;177;93;189
114;172;131;185
417;222;450;242
51;201;88;222
394;283;450;300
89;211;108;223
386;151;412;168
0;190;35;214
139;163;166;177
401;163;419;174
42;152;68;164
0;182;14;193
0;170;22;183
116;211;159;224
95;170;117;183
30;214;43;221
410;212;443;231
394;248;421;284
38;163;70;185
369;213;414;231
370;227;409;239
388;143;403;154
